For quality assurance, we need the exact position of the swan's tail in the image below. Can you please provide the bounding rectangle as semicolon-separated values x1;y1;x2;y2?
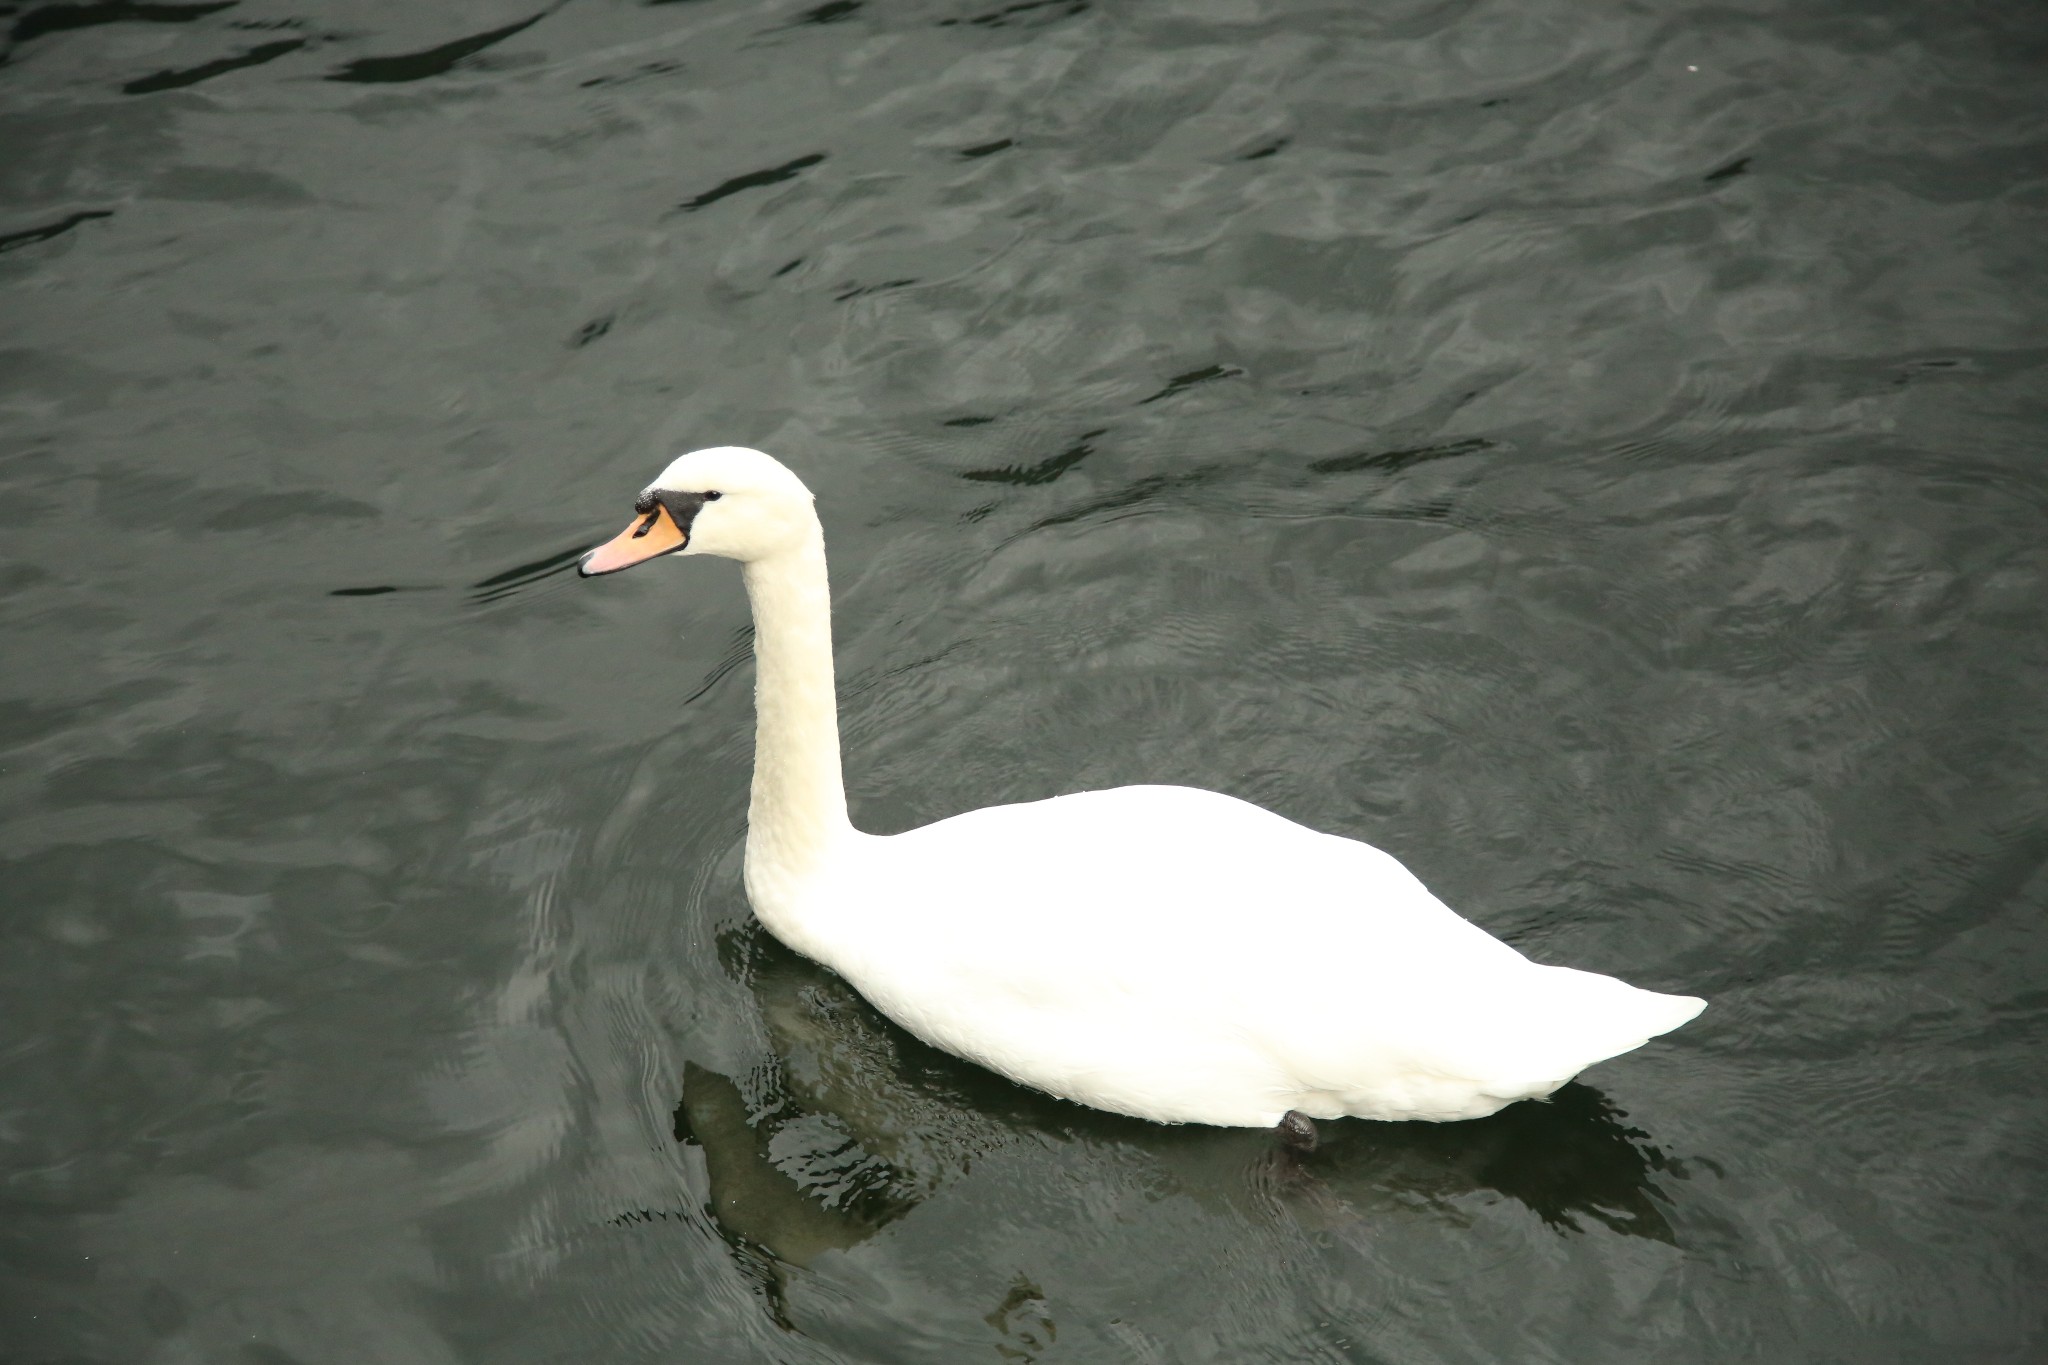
1281;961;1706;1122
1503;967;1705;1087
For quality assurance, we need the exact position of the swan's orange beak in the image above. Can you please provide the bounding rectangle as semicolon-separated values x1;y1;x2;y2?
580;502;686;576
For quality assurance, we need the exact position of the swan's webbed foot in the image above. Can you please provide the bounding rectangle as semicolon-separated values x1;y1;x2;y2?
1277;1109;1319;1155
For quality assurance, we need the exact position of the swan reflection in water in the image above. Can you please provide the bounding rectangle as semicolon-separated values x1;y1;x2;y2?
657;931;1691;1327
572;446;1702;1331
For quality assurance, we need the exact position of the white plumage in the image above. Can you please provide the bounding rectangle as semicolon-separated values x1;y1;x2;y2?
581;446;1704;1129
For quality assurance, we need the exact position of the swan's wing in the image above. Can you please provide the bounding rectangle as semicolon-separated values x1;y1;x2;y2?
836;786;1516;1033
873;784;1519;964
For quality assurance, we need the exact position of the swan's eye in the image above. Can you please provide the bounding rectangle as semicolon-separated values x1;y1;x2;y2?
704;490;723;501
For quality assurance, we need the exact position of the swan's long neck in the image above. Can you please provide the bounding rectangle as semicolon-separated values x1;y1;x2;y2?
740;524;853;922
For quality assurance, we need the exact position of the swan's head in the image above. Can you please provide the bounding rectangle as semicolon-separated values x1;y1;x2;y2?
579;446;817;576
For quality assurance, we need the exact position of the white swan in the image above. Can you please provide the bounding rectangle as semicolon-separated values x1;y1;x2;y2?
581;446;1704;1135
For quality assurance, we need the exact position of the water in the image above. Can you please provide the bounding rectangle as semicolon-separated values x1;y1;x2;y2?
3;0;2045;1360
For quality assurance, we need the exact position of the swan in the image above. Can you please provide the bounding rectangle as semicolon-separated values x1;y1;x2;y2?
580;446;1704;1140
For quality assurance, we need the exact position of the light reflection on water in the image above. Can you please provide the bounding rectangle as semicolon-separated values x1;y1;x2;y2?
2;0;2044;1360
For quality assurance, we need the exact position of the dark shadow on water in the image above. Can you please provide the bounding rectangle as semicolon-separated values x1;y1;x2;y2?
567;313;614;348
7;0;235;54
1703;155;1752;185
1136;363;1243;405
936;0;1090;30
668;931;1068;1265
789;0;862;24
578;59;681;88
960;428;1105;485
466;544;589;605
677;153;827;214
0;209;114;255
325;6;557;85
834;277;917;301
1308;437;1494;477
323;544;590;605
671;1061;904;1329
1313;1082;1686;1241
1027;465;1222;533
122;36;301;94
328;584;433;598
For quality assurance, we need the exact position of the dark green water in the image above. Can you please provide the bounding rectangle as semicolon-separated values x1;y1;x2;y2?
4;1;2046;1360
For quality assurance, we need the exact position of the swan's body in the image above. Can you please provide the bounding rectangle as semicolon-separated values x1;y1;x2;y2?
582;447;1704;1127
